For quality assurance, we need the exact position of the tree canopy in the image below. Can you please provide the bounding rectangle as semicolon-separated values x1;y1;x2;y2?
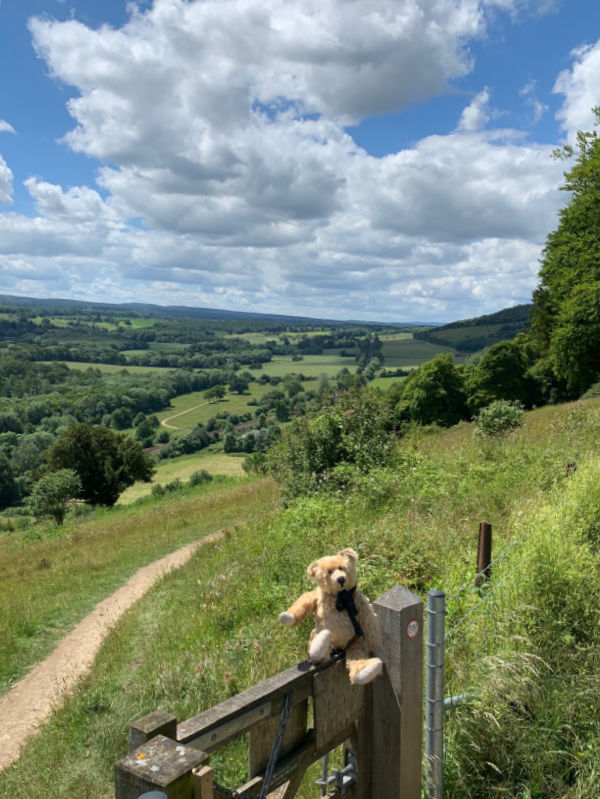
466;340;532;413
28;468;81;525
394;354;468;427
531;108;600;394
47;423;155;506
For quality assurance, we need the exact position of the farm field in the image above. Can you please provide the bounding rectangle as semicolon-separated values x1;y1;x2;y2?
157;383;273;429
380;336;466;366
41;360;169;374
258;353;356;378
122;341;189;355
369;375;408;390
379;331;413;341
225;332;279;345
118;452;246;503
430;323;503;347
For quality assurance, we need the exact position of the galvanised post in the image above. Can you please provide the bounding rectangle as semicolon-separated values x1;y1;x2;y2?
425;590;446;799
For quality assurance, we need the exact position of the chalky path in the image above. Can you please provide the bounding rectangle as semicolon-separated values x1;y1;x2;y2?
0;530;224;772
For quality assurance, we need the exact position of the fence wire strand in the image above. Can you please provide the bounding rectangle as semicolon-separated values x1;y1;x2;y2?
445;563;523;643
445;527;532;608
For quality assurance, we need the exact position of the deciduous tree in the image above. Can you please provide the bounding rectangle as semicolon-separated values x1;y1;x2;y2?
395;354;468;426
48;423;155;506
28;469;81;525
531;108;600;394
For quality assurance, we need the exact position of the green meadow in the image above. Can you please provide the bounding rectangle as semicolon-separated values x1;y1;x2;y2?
258;353;356;378
380;336;466;366
42;360;170;374
157;383;274;430
118;452;246;503
2;399;600;797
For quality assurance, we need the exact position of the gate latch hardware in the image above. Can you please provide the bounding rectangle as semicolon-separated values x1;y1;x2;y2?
316;748;357;796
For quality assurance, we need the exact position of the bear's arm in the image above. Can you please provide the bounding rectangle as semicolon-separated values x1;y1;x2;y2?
281;590;319;626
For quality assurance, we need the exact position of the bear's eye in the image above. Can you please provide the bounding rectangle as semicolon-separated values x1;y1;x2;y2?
328;569;335;575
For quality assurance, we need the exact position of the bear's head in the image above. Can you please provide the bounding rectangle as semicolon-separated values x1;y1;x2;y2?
307;548;358;595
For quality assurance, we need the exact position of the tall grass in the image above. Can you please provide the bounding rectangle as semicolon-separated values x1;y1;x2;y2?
444;459;600;797
0;477;277;695
1;399;600;797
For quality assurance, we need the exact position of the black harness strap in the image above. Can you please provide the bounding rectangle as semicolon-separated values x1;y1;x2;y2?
335;586;364;639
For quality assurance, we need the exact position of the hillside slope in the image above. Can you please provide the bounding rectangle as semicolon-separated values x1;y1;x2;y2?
1;398;599;798
415;303;531;352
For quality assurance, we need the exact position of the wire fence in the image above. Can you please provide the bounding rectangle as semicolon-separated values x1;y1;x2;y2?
425;522;538;799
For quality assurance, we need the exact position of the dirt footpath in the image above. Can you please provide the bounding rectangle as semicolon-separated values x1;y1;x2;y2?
0;530;224;772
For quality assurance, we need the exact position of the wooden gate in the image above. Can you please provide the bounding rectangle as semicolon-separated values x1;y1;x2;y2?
115;584;422;799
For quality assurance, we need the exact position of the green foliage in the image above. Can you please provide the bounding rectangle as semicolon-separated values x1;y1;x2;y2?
189;469;213;487
0;451;19;508
473;399;524;439
445;462;600;798
205;385;226;402
413;304;532;352
266;386;396;498
27;469;81;525
5;400;600;798
531;109;600;394
465;340;533;413
394;353;469;426
48;423;155;506
548;281;600;394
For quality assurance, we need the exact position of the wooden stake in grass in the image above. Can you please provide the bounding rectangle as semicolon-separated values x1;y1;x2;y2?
476;522;492;587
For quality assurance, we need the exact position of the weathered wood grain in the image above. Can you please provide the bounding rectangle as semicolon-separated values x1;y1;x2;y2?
372;584;423;799
115;734;208;799
129;710;178;751
248;698;308;777
178;661;317;749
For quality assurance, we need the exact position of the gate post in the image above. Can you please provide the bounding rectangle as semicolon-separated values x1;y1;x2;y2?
371;584;424;799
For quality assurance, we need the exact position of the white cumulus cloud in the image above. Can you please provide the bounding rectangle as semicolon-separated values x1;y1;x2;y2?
0;1;589;321
554;40;600;141
458;88;492;131
0;154;13;204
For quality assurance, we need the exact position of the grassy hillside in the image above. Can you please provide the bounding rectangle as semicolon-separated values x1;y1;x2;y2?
415;304;532;353
117;452;246;503
1;398;600;797
380;334;467;366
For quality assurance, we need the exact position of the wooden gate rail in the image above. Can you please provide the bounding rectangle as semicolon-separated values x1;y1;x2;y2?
115;584;423;799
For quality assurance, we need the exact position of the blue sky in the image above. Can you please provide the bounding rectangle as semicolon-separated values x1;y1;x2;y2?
0;0;599;322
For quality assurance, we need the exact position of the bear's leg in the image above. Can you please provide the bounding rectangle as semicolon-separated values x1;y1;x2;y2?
345;640;383;685
308;629;331;663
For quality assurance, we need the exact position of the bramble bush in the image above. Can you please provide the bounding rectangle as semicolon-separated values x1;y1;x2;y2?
264;386;397;499
474;399;524;439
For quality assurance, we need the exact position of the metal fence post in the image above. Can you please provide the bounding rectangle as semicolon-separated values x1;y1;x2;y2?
425;590;445;799
476;522;492;587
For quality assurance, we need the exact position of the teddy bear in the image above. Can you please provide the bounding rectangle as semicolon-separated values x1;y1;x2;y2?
279;547;383;685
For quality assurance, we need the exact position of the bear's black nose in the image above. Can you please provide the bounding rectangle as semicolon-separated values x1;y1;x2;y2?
337;575;346;586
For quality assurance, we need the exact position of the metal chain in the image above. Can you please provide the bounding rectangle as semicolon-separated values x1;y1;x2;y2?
259;689;293;799
213;690;294;799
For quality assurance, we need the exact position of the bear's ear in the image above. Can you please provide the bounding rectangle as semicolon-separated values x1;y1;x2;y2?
338;547;358;562
307;560;324;582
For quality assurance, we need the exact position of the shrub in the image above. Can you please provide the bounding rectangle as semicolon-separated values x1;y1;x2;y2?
27;469;81;525
189;470;212;487
266;386;396;498
474;400;524;439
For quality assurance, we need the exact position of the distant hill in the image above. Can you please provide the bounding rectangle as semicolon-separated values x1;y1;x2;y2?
413;304;532;352
0;293;425;329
